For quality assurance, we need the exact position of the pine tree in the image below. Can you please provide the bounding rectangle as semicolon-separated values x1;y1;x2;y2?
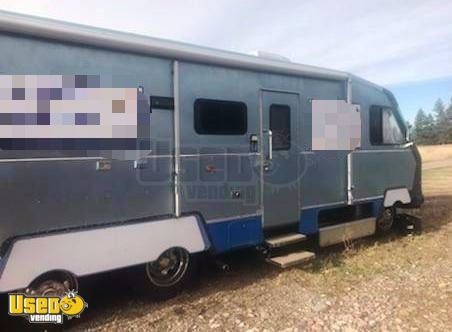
432;98;448;143
426;114;437;144
413;109;426;143
444;97;452;143
412;97;452;145
413;109;435;144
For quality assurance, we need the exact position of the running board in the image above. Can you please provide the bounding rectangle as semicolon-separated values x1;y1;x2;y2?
267;250;315;268
318;217;376;247
265;233;307;248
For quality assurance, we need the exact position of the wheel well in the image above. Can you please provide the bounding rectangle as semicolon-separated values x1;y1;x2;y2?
393;200;403;208
384;188;411;207
27;269;78;292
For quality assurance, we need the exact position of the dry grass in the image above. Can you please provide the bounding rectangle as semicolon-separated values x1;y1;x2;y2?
306;193;451;292
420;144;452;192
422;166;452;195
418;144;452;163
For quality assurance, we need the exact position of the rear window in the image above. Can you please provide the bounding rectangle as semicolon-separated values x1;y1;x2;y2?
194;99;247;135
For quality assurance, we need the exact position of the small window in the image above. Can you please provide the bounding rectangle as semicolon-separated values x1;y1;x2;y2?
370;106;405;145
270;104;291;150
194;99;247;135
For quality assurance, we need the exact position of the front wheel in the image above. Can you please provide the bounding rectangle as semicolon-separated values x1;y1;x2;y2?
376;207;395;234
143;247;199;300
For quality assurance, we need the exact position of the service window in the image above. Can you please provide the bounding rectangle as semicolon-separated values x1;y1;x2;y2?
194;98;247;135
270;104;291;150
370;106;405;145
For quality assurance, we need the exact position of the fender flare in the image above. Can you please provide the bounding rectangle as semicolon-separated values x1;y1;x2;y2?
0;215;210;292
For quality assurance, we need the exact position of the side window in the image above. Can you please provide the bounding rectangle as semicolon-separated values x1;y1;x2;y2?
194;98;247;135
270;104;291;150
370;106;405;145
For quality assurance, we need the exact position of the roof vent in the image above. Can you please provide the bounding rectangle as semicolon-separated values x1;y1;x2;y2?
249;51;291;62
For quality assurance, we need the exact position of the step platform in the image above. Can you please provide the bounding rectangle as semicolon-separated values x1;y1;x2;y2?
264;233;307;248
267;250;315;268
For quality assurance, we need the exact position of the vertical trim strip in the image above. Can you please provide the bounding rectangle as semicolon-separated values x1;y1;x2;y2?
347;76;352;104
259;90;264;225
347;152;353;204
347;76;354;205
173;61;181;217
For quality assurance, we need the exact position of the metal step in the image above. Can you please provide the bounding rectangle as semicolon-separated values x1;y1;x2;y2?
265;233;307;248
267;250;315;268
319;217;376;247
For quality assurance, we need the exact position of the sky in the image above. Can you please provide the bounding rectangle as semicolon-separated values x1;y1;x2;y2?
0;0;451;122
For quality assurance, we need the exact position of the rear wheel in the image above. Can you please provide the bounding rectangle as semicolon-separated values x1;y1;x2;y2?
25;271;78;297
143;247;198;300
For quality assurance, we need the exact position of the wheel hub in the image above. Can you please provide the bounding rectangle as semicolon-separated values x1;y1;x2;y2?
145;248;190;287
26;272;77;297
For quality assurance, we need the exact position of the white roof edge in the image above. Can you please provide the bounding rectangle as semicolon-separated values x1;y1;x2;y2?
0;10;350;81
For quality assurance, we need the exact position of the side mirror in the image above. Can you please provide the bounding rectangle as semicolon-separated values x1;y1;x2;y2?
406;124;413;142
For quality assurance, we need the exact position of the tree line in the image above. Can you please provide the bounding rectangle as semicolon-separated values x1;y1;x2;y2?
411;98;452;145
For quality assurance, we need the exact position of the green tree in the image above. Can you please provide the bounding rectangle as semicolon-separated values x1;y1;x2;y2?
413;108;436;144
426;113;437;144
413;109;425;143
444;98;452;143
432;98;448;143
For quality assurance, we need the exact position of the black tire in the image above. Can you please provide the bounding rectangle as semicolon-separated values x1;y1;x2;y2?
141;248;200;301
15;271;78;331
26;270;78;296
376;207;395;234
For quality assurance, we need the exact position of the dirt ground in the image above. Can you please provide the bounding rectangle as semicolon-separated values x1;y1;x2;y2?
2;146;451;331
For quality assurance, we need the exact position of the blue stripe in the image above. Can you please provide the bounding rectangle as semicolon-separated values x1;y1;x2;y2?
206;215;263;253
299;202;346;234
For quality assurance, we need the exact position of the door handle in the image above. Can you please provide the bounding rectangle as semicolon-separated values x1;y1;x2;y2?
267;129;273;160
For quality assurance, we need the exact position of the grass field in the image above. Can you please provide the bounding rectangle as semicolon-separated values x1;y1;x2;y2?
422;165;452;195
418;144;452;163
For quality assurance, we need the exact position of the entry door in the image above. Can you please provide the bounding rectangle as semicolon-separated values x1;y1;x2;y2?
261;91;300;228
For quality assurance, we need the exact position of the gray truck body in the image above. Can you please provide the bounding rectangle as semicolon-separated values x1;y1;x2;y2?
0;11;422;292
